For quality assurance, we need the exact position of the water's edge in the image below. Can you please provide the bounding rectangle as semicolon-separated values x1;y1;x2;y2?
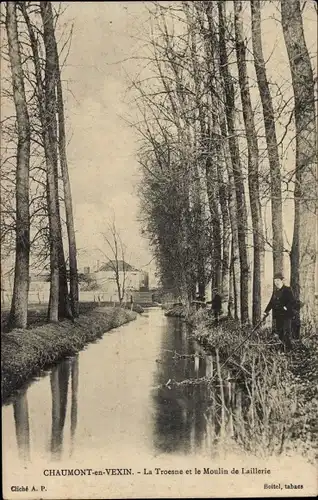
1;307;137;403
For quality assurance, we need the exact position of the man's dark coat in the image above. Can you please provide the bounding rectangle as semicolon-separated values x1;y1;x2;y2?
264;285;296;319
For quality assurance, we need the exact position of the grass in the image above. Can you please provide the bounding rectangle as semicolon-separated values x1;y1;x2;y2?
164;303;192;318
1;301;99;332
1;306;137;402
1;301;145;331
123;303;145;314
188;309;318;461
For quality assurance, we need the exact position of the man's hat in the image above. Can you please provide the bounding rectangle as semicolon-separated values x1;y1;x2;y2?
274;272;284;280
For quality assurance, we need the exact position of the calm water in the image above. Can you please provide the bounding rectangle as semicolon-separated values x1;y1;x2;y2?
4;308;316;499
2;308;237;464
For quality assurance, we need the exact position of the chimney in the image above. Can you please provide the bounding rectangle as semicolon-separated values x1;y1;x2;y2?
96;260;100;272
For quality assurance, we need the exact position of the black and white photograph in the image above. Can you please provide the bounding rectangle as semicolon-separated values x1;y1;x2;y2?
1;1;317;498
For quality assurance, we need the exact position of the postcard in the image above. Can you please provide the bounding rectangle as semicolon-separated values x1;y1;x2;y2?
1;1;317;498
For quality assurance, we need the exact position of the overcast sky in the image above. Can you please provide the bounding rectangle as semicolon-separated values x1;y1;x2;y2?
60;2;154;274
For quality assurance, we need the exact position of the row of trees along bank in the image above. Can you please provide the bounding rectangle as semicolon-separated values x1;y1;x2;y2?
134;0;317;330
2;2;79;328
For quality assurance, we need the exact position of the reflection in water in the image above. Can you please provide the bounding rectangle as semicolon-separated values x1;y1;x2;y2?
11;355;79;462
50;355;79;460
13;388;30;462
153;318;209;455
152;317;248;457
70;355;79;457
50;359;70;459
6;311;267;463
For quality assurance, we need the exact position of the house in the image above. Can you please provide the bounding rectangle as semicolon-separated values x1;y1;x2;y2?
27;272;50;303
94;260;149;294
3;260;149;305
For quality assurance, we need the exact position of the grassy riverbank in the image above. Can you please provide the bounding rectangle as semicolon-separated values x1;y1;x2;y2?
164;303;189;318
189;309;318;461
1;307;137;401
1;301;144;332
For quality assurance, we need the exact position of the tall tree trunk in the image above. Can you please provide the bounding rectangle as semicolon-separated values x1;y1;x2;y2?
290;180;300;301
251;0;284;276
205;157;222;294
185;13;207;301
192;165;207;301
218;0;249;323
229;237;239;320
196;201;206;300
21;3;58;321
281;0;317;328
53;31;79;317
234;0;264;325
217;160;230;301
201;1;232;305
23;3;58;322
40;1;71;321
6;1;30;329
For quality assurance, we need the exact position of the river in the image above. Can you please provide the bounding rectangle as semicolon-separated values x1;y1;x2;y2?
2;307;315;498
2;307;225;463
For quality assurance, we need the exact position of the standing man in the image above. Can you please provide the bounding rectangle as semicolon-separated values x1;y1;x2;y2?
263;272;296;351
211;289;222;325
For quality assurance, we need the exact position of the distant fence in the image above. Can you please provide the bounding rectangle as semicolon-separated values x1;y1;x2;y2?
130;291;154;304
1;290;131;306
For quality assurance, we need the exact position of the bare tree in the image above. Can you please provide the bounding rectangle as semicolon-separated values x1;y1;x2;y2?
6;1;31;329
40;1;72;321
101;220;128;304
202;0;239;315
52;18;79;318
183;2;216;299
251;0;284;277
234;0;264;325
218;0;249;323
281;0;317;328
131;6;204;305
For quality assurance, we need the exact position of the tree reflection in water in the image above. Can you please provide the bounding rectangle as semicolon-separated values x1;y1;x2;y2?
152;317;248;457
70;354;79;457
50;359;70;459
152;318;209;455
13;387;30;462
50;355;80;460
11;355;79;462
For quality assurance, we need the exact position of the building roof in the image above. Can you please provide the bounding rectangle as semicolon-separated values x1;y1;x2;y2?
98;260;140;272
